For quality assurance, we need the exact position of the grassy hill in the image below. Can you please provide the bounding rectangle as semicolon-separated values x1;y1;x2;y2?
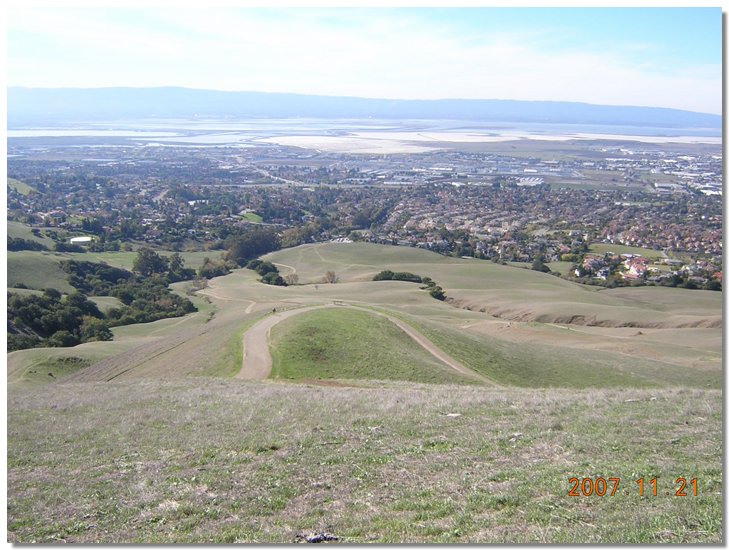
8;242;719;388
270;307;476;385
392;312;720;389
7;221;54;247
264;243;720;328
7;251;76;293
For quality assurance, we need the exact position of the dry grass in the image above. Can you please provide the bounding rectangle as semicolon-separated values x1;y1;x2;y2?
7;379;722;543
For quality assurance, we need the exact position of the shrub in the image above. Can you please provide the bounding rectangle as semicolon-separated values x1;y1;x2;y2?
429;286;446;301
261;272;287;286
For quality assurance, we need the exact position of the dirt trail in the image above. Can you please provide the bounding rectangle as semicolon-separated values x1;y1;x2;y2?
238;304;499;386
197;287;257;313
238;306;329;380
273;262;297;275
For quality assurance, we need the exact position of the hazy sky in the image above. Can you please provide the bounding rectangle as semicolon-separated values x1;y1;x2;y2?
6;5;723;114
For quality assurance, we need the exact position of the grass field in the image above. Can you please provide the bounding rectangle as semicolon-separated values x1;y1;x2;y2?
241;211;263;223
89;295;124;313
7;379;722;543
8;177;36;195
394;311;720;389
588;243;666;259
265;243;720;328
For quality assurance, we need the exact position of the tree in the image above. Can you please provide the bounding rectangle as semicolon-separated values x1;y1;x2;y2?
284;273;299;285
43;288;63;301
198;257;230;279
133;247;169;277
167;252;195;282
531;256;551;273
324;271;338;284
253;261;278;276
704;278;722;291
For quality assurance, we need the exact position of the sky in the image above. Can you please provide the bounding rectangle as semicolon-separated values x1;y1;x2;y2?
5;4;724;114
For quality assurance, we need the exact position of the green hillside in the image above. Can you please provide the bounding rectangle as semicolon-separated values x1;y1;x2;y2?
7;251;75;293
270;307;476;385
7;221;55;247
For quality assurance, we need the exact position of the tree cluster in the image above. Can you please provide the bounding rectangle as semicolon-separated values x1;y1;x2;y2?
224;227;281;267
7;252;199;352
372;270;423;283
132;248;196;282
104;278;197;325
247;259;287;286
7;289;111;351
61;260;133;294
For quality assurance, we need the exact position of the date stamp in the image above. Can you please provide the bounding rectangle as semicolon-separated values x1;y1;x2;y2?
568;477;698;497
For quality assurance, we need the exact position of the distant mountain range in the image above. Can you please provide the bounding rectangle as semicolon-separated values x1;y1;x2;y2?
7;86;721;128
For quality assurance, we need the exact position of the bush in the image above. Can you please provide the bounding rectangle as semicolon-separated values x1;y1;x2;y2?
54;242;86;253
7;237;48;252
254;261;279;276
246;259;263;271
47;330;81;348
373;270;422;283
373;270;395;281
261;272;287;286
429;286;446;301
198;258;231;279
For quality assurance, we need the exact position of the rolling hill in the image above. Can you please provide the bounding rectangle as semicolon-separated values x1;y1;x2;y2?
8;242;721;388
7;241;723;542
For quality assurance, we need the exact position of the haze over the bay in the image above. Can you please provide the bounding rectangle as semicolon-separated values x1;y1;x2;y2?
6;6;722;115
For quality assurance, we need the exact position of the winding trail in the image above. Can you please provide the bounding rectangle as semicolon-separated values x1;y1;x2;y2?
238;304;499;386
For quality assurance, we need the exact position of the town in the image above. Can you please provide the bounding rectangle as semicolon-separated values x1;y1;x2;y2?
8;136;722;290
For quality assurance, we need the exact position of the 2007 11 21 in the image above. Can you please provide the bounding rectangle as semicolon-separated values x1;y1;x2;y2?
568;477;698;496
